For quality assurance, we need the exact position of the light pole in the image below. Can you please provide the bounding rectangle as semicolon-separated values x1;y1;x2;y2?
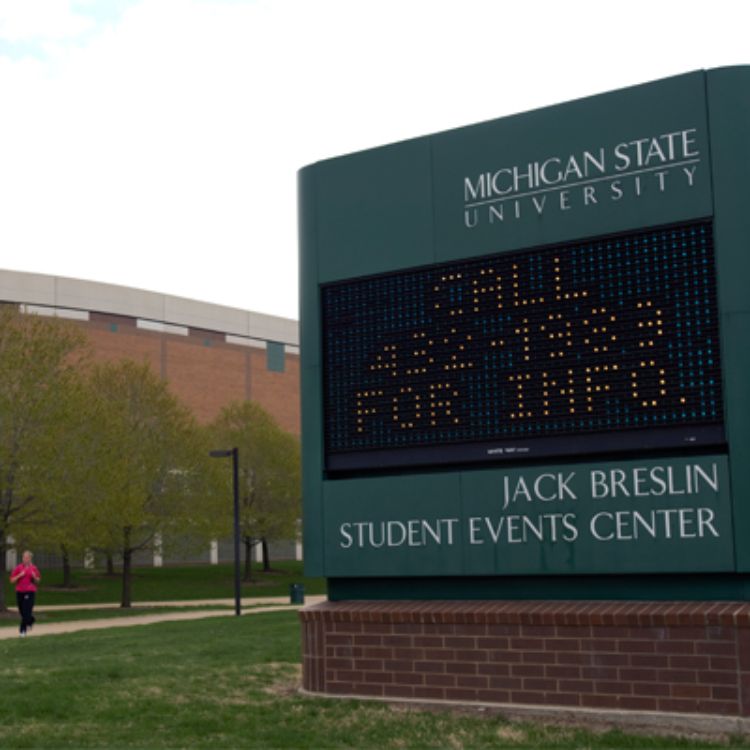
210;447;241;617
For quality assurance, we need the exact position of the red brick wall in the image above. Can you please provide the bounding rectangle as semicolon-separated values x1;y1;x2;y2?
87;322;162;371
165;338;248;424
80;320;300;433
300;601;750;717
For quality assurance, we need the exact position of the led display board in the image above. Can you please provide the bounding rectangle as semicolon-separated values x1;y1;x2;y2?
323;220;724;472
300;67;750;595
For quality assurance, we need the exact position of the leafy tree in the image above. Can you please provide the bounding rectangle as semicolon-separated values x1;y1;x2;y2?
210;401;300;580
83;359;223;607
23;373;122;587
0;306;87;611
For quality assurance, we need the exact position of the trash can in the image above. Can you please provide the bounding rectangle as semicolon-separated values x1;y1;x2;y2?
289;583;305;605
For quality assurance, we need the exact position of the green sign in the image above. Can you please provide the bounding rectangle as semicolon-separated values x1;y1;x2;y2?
324;455;731;577
299;67;750;596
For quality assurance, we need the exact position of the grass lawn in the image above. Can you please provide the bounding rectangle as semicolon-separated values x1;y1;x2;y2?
0;612;745;749
2;560;325;607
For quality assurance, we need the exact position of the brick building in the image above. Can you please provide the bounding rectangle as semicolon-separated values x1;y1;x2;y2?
0;268;300;567
0;268;299;431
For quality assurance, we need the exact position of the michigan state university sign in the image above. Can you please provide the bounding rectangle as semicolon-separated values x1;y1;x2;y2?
299;68;750;722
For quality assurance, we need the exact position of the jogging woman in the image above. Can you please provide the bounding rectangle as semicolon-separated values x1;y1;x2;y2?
9;551;41;637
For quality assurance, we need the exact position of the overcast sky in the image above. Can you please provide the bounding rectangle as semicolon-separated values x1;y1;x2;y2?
0;1;747;321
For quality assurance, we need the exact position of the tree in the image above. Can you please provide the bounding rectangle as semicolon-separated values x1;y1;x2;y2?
20;373;130;588
0;306;87;611
83;360;223;607
210;401;300;580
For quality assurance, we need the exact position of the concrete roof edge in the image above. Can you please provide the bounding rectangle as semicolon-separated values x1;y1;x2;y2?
0;268;299;345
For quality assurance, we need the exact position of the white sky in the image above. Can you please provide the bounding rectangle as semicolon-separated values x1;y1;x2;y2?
0;1;747;321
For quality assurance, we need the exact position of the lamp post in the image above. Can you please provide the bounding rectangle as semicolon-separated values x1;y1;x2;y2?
210;447;241;616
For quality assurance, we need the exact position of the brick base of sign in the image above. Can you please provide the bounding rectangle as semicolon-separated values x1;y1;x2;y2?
299;601;750;718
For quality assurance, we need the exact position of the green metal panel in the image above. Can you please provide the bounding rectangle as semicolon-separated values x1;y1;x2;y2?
432;71;713;263
320;455;732;578
266;341;285;372
298;66;750;598
301;362;325;576
313;139;435;283
322;473;463;577
328;573;750;602
298;166;322;371
298;166;325;575
721;312;750;571
707;67;750;316
461;456;732;576
706;68;750;572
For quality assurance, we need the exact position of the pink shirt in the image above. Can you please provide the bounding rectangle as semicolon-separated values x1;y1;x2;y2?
10;564;40;593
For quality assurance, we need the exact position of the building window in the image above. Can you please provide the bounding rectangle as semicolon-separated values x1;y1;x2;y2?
266;341;285;372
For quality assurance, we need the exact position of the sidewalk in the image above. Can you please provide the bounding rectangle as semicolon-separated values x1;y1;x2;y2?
36;596;323;612
0;595;326;640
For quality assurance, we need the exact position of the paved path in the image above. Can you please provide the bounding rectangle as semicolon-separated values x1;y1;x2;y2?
0;595;326;640
36;596;324;612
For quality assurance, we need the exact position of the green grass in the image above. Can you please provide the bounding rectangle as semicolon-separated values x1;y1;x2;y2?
2;560;325;607
0;613;745;749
